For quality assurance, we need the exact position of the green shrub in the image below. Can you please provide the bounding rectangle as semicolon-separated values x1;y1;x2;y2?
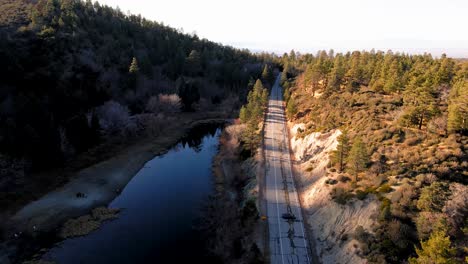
378;183;393;193
338;175;351;182
379;197;391;222
354;225;369;243
331;187;354;204
356;189;368;200
325;178;338;185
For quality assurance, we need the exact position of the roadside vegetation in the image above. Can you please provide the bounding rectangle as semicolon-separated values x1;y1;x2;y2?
204;74;272;264
281;50;467;263
239;78;269;157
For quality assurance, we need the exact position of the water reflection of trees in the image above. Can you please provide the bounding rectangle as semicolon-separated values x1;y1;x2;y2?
179;123;224;152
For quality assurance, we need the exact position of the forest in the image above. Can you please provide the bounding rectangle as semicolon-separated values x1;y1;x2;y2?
281;50;467;263
0;0;276;183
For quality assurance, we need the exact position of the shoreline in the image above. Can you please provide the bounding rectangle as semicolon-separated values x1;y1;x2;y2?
1;113;228;263
206;122;267;263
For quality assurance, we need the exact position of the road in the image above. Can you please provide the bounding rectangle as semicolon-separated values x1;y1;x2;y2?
264;74;311;264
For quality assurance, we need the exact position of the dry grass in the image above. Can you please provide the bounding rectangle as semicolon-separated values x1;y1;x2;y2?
59;207;120;238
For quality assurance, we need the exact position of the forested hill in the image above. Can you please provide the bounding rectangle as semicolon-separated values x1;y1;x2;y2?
0;0;270;170
280;50;467;263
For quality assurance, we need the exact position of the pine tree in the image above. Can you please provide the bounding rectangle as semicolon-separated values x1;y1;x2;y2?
186;50;201;76
417;182;450;212
129;57;139;74
436;54;455;85
239;79;269;156
409;231;456;264
347;137;368;181
176;77;200;111
261;65;273;86
286;96;297;119
447;104;466;133
332;130;350;172
239;106;249;123
383;60;402;93
345;51;363;90
401;83;439;130
304;64;321;96
283;87;291;103
280;70;288;86
240;79;268;124
326;54;345;96
283;63;291;77
447;79;467;133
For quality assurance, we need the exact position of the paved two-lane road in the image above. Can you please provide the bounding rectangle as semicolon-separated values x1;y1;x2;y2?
264;74;311;264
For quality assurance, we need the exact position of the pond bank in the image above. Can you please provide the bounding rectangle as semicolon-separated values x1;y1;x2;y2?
1;115;227;264
204;122;267;264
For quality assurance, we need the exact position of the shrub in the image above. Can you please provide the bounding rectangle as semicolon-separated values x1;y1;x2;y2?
417;181;450;212
378;183;393;193
415;212;447;240
338;175;351;182
354;225;369;242
379;198;391;222
409;231;456;264
97;100;133;136
146;94;181;113
356;189;368;200
325;178;338;185
331;187;353;204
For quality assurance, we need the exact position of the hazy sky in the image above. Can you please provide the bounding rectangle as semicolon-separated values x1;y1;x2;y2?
96;0;468;57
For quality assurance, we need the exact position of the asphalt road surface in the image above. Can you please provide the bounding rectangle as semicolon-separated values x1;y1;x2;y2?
264;74;311;264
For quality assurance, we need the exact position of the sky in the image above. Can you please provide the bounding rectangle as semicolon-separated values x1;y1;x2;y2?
96;0;468;58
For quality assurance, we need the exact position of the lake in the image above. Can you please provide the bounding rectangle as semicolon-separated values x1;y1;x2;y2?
43;123;223;264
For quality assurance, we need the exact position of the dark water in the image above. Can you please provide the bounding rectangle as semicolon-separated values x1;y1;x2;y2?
43;124;223;264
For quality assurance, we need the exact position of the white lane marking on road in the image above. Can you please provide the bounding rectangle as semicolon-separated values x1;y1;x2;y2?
278;88;311;263
273;74;310;263
271;87;285;264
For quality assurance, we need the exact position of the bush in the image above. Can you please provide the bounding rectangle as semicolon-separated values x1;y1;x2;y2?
354;225;369;243
378;183;393;193
145;94;181;113
241;199;259;225
325;178;338;185
331;187;353;204
97;100;133;136
338;174;351;182
379;198;391;221
356;189;368;200
417;181;450;212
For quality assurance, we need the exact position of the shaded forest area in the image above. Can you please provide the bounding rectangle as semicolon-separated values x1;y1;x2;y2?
0;0;275;182
281;50;467;263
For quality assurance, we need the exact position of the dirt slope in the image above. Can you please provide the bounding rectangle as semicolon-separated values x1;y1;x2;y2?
289;123;379;264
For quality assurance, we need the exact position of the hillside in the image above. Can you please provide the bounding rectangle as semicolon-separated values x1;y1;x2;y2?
281;50;467;263
0;0;277;226
0;0;35;28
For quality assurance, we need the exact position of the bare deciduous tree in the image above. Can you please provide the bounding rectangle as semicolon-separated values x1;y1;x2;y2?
97;101;133;136
145;94;181;113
